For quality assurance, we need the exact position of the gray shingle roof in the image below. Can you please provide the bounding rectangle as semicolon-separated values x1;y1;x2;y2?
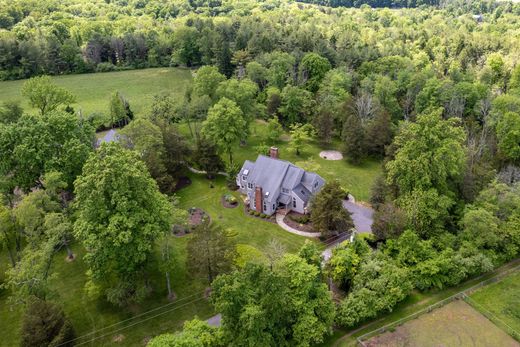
249;155;290;203
242;155;324;205
293;184;311;202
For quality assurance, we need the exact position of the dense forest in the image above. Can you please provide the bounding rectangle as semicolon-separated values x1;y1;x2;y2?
1;0;520;346
0;0;519;80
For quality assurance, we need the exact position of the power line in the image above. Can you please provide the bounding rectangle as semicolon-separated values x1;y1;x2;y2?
56;289;206;346
65;296;207;347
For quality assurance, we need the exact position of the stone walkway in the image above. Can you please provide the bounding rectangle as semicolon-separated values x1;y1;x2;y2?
275;213;322;238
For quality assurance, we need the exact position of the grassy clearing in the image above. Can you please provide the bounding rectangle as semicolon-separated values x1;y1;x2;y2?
365;300;519;347
0;68;192;117
470;270;520;334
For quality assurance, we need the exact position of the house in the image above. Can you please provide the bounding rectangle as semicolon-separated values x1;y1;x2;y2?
236;147;325;216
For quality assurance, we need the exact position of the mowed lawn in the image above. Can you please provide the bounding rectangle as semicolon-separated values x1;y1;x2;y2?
471;271;520;335
365;299;520;347
0;67;192;116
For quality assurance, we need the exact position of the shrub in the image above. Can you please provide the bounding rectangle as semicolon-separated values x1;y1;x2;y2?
249;209;255;215
224;194;237;204
254;211;260;217
289;214;310;224
95;62;117;72
260;213;267;218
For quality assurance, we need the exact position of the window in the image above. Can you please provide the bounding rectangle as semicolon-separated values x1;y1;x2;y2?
293;198;296;208
273;204;275;210
242;175;247;180
315;181;318;188
263;203;266;211
282;188;289;193
301;190;305;195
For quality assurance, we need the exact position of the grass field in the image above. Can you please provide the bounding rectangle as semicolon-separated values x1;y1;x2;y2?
0;68;192;116
470;270;520;336
365;300;519;347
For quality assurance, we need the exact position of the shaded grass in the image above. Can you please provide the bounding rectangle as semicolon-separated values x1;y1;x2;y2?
0;241;213;347
0;68;192;117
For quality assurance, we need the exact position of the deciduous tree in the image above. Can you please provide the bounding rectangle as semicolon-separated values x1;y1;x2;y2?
201;98;246;165
73;143;173;305
187;219;235;284
22;76;75;116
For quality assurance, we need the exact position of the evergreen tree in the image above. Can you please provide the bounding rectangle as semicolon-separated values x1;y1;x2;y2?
310;181;353;236
20;297;75;347
342;114;365;164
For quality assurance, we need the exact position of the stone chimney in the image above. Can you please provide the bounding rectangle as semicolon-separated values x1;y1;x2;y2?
255;186;263;213
269;147;279;159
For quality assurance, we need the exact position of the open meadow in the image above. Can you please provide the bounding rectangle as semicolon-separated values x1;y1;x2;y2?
0;68;192;117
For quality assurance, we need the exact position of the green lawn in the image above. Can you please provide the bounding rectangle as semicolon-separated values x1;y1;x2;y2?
180;120;382;203
470;270;520;335
0;67;192;117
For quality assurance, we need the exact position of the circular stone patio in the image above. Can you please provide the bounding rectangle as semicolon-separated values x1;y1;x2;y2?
319;150;343;160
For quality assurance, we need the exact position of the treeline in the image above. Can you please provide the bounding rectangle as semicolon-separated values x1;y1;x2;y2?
1;0;520;80
297;0;499;11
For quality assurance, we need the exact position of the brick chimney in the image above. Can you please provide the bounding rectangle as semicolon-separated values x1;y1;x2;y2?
255;186;263;213
269;147;279;159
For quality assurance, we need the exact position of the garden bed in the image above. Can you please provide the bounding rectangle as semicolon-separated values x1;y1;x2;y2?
221;194;239;208
244;206;277;223
188;207;210;227
283;211;315;233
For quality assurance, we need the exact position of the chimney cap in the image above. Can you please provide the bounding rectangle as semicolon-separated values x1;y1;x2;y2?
269;147;279;159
